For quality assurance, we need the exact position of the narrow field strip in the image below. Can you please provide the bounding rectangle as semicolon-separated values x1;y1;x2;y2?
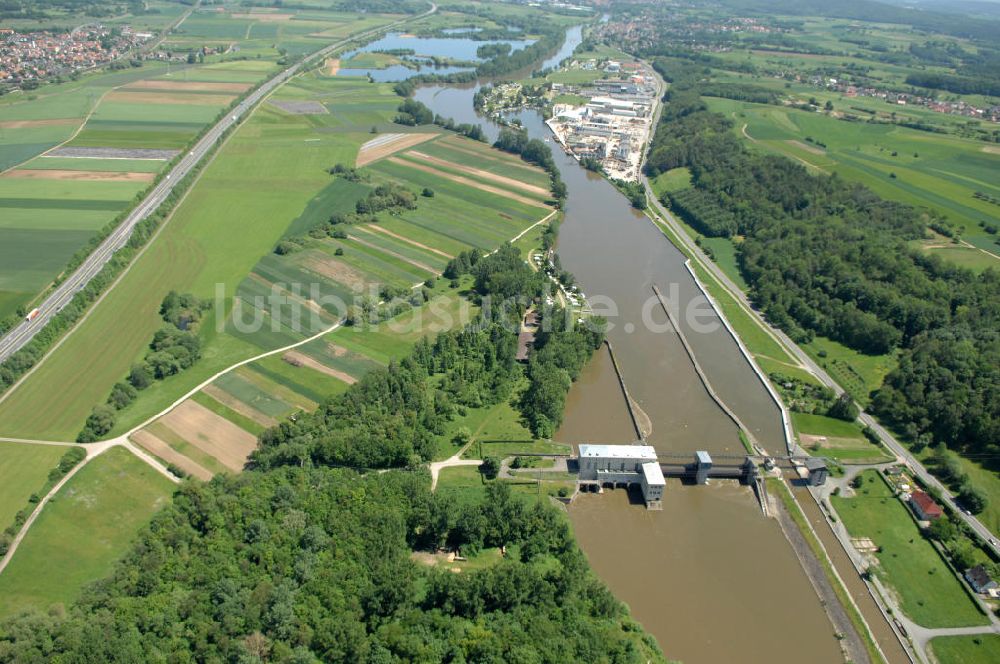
123;80;252;93
0;119;78;129
158;400;257;472
356;132;439;166
362;223;454;258
47;147;180;160
131;429;213;481
1;169;155;182
201;384;278;428
347;232;437;273
386;157;550;208
404;150;551;196
439;135;542;170
283;350;356;384
106;91;237;106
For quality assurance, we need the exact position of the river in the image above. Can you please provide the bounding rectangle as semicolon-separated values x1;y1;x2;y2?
408;25;847;663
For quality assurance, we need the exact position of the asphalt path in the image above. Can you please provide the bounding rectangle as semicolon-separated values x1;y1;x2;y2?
0;3;436;363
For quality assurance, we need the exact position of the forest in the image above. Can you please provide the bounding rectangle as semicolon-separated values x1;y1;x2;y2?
0;468;663;662
645;56;1000;486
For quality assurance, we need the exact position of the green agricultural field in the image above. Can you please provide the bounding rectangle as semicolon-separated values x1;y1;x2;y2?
0;443;67;528
0;176;150;319
212;370;298;421
0;55;288;321
650;167;692;197
929;634;1000;664
831;470;987;628
0;49;551;443
0;62;177;171
0;448;172;619
0;75;398;440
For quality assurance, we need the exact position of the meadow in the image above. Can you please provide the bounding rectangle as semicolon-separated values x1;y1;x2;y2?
791;412;891;463
831;470;987;628
0;447;172;619
0;443;67;528
929;635;1000;664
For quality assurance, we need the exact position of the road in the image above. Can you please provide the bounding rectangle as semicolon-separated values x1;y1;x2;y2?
0;2;436;364
639;69;999;557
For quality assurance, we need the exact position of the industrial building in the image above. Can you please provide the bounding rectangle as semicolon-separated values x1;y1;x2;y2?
577;444;665;509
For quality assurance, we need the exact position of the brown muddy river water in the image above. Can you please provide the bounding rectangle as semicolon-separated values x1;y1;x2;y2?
414;33;846;661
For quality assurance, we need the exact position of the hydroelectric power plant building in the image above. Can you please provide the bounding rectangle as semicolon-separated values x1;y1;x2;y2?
578;444;665;509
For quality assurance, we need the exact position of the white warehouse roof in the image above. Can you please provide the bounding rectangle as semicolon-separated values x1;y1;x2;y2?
579;444;658;460
588;96;635;109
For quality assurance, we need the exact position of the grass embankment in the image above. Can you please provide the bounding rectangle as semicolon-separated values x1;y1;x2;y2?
768;478;886;664
0;447;173;618
831;470;987;628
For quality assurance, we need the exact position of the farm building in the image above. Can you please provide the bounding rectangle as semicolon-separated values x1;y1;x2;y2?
965;565;998;593
909;490;943;521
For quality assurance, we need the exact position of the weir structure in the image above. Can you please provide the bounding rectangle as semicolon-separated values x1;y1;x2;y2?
574;445;829;513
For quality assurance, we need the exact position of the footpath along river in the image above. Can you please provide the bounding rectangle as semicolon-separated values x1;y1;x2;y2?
408;28;846;664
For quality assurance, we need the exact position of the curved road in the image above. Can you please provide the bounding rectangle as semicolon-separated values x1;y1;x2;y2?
640;68;999;557
0;3;437;363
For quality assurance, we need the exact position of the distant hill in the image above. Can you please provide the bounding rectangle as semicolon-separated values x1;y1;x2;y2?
724;0;1000;40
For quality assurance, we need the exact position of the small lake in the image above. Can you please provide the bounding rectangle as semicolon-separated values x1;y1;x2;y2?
336;32;536;82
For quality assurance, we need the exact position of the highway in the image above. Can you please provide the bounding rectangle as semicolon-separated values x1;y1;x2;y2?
0;3;435;364
639;67;999;557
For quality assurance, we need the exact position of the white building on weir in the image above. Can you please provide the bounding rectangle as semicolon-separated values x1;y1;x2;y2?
577;444;664;509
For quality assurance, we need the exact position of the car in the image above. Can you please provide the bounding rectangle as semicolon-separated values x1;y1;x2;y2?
963;509;972;516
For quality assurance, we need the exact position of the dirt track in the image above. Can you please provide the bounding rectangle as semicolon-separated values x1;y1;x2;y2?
2;169;155;182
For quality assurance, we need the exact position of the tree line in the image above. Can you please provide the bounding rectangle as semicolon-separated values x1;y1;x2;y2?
77;292;208;442
0;467;664;662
